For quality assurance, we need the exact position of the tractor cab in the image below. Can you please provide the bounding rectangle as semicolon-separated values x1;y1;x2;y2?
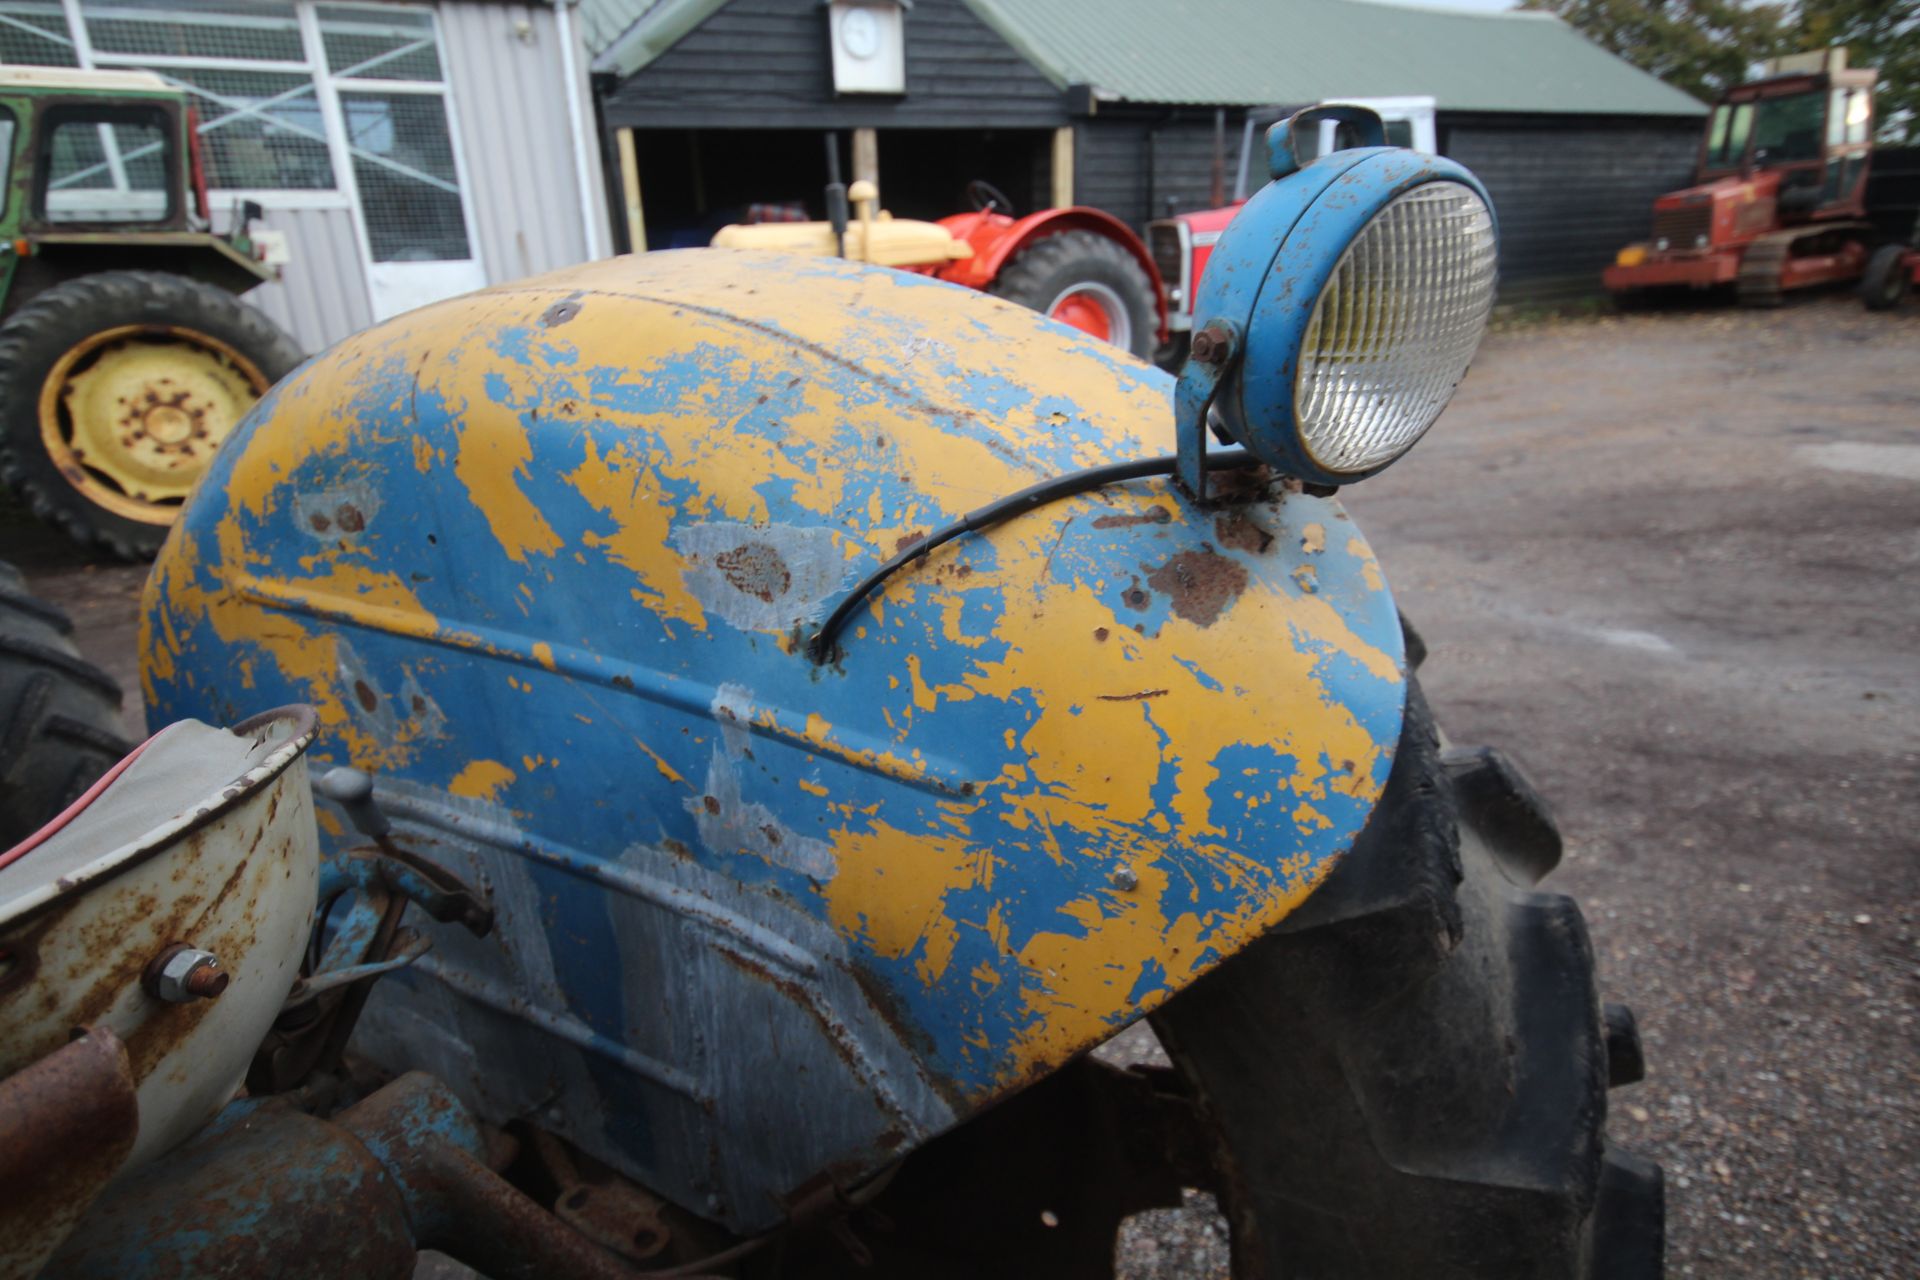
0;67;278;298
1696;56;1875;222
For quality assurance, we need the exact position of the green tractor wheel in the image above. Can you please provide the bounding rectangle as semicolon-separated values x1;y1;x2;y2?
0;270;302;560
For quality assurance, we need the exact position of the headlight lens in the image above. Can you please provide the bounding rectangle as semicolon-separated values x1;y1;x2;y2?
1293;181;1497;475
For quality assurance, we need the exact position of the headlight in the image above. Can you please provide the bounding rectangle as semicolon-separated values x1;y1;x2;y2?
1173;105;1499;498
1294;182;1496;475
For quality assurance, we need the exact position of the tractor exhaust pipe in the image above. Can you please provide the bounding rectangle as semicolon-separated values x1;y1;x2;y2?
825;133;849;259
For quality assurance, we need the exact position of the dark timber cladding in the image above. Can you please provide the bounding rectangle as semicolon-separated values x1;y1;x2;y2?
598;0;1068;130
1439;113;1700;303
1079;109;1257;230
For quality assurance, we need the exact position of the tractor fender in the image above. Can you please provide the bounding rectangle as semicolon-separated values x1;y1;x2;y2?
140;249;1405;1234
936;205;1169;340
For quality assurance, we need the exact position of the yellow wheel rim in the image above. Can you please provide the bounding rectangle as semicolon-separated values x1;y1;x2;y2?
38;325;271;526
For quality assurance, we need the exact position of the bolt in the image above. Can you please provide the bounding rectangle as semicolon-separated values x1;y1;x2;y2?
1109;865;1139;892
1190;325;1233;365
147;944;228;1003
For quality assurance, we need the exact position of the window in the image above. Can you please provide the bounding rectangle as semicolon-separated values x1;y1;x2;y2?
319;4;442;81
1751;93;1823;165
321;5;471;262
1706;103;1754;170
0;112;14;217
0;1;79;65
1727;105;1754;163
86;1;309;61
0;2;476;267
41;111;173;223
1705;106;1731;165
339;90;468;260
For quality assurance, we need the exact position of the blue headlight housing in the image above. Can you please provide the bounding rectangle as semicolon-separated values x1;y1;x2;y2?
1174;106;1499;498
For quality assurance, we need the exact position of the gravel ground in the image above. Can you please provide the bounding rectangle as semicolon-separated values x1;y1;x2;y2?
6;292;1915;1278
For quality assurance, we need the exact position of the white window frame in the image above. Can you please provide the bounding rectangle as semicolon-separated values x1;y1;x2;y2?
42;1;483;306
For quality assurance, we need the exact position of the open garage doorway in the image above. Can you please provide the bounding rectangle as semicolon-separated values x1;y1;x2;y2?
627;127;1054;251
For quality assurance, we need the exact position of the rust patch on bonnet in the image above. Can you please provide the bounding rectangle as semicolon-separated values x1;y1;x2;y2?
676;522;847;634
1214;512;1274;554
714;542;792;603
1147;548;1249;627
1092;507;1171;530
541;295;584;326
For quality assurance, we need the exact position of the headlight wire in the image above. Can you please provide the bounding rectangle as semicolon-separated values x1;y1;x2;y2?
807;448;1261;664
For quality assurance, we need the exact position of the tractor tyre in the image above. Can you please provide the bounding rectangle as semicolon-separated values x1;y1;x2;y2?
0;271;302;560
1151;678;1662;1279
989;231;1159;361
1861;244;1910;311
0;560;134;849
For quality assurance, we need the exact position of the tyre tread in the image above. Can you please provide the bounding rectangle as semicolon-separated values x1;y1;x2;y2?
0;560;134;846
0;270;302;560
1151;676;1661;1279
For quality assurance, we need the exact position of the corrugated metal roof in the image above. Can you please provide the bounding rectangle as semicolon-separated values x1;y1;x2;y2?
966;0;1705;115
585;0;733;78
577;0;666;59
581;0;1705;117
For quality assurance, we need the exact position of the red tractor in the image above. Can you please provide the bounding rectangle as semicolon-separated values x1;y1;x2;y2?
714;176;1166;360
1146;98;1437;365
1604;49;1879;306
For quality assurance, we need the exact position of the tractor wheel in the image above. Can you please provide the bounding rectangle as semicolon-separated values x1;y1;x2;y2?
1150;678;1663;1279
0;271;302;560
0;560;134;849
990;231;1159;361
1861;244;1911;311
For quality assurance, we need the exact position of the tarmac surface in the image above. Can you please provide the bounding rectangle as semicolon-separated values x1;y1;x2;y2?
6;292;1916;1279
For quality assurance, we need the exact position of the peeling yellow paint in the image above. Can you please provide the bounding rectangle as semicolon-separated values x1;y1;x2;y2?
144;249;1410;1103
449;759;516;802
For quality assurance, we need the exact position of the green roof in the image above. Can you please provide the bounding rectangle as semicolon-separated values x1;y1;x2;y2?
587;0;729;79
583;0;1705;117
577;0;667;60
967;0;1704;115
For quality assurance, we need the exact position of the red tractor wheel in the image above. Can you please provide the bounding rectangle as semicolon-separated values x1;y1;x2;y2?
989;230;1159;360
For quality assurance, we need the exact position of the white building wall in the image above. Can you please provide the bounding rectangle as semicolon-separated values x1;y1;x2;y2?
222;205;375;357
439;1;612;285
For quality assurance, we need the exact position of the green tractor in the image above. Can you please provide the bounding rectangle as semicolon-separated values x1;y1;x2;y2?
0;67;303;559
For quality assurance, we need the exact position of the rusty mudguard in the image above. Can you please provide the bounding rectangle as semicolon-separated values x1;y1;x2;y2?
141;249;1408;1233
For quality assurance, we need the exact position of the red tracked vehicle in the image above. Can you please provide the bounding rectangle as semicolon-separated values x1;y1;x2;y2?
1604;49;1879;307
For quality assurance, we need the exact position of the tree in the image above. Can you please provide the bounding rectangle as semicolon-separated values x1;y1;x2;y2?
1799;0;1920;140
1524;0;1918;142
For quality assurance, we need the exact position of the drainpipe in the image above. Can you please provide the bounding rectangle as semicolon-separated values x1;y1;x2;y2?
552;0;603;260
